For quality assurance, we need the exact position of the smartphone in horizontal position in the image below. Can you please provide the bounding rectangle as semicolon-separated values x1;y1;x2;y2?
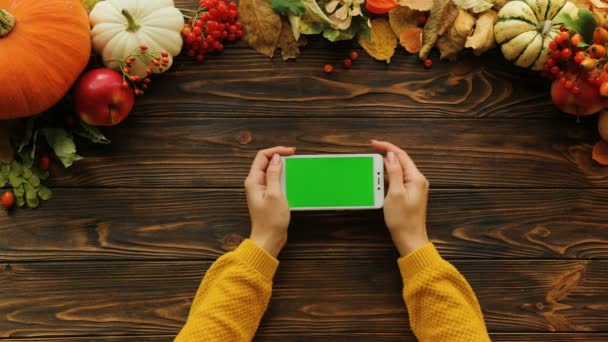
280;154;384;211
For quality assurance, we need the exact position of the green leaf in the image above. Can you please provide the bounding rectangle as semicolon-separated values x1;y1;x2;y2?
74;122;111;144
557;9;597;44
32;168;49;181
38;185;52;201
24;183;37;201
8;173;22;187
10;162;23;176
14;185;25;207
23;168;32;180
1;164;9;177
271;0;305;17
39;128;84;168
0;175;5;188
26;195;39;208
29;174;40;187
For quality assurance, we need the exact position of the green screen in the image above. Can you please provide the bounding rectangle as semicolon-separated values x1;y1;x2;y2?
285;157;374;208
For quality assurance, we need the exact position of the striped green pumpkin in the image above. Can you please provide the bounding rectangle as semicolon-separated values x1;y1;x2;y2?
494;0;579;70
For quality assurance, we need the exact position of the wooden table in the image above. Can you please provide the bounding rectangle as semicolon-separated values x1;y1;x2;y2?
2;7;608;341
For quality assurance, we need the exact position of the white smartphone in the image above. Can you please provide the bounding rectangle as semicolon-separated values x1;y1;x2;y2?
280;154;384;211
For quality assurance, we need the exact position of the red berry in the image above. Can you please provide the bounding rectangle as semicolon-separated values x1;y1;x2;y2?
144;78;151;84
571;34;582;46
193;26;202;35
560;25;567;32
146;67;153;74
546;58;555;67
140;44;148;50
324;64;333;74
349;51;359;61
37;153;51;171
343;58;352;68
1;191;15;209
550;66;560;74
186;33;197;43
561;48;572;59
417;15;426;26
549;41;558;50
195;20;204;28
551;50;560;59
559;31;569;42
571;85;581;94
236;30;243;38
574;51;585;64
228;33;236;41
153;59;161;66
121;81;129;89
187;49;196;57
197;54;205;62
564;80;574;89
423;58;432;69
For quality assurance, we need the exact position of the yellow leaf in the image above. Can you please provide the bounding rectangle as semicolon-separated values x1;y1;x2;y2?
240;0;282;57
398;0;433;11
400;27;423;53
388;6;417;35
465;9;497;56
436;9;475;60
358;18;398;63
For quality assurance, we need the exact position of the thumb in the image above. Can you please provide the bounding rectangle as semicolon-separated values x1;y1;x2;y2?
385;152;405;193
266;153;283;195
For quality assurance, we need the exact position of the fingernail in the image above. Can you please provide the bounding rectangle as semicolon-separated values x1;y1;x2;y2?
387;151;395;164
290;147;297;151
271;153;281;165
371;139;377;143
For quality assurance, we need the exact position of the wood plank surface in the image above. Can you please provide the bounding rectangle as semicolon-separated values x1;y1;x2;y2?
1;259;607;337
136;42;563;120
1;189;607;261
46;117;605;189
7;333;608;341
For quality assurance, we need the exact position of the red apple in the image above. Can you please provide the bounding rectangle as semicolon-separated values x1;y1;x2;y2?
73;69;134;126
551;79;603;116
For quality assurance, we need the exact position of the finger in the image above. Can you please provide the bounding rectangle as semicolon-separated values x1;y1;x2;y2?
384;151;405;192
266;153;283;196
247;146;296;186
371;140;422;181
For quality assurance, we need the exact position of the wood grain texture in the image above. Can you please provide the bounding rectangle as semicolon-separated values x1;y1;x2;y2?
135;40;564;119
1;259;607;337
1;189;607;261
46;117;604;189
8;333;608;341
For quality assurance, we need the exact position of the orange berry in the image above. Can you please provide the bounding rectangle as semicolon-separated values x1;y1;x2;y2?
324;64;333;74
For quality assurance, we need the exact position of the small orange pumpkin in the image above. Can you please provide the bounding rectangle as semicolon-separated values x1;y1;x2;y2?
0;0;91;119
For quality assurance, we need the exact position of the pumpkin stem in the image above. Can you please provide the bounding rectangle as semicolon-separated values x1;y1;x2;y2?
0;9;15;38
538;20;552;35
122;9;140;32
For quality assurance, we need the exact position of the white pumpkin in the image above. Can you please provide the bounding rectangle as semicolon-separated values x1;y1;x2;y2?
90;0;184;77
494;0;578;70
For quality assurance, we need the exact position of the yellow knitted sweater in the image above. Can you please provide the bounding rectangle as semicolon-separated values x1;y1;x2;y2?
175;240;490;341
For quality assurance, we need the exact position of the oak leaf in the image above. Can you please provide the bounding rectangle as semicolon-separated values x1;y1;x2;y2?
397;0;432;11
358;18;398;63
240;0;282;57
420;0;454;59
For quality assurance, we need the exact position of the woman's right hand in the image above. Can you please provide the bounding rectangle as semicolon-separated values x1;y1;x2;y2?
371;140;430;257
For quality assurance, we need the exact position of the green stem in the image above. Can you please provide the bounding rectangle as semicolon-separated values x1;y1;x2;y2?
122;9;140;32
0;9;15;38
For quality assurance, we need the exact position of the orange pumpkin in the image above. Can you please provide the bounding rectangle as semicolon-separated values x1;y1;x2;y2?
0;0;91;119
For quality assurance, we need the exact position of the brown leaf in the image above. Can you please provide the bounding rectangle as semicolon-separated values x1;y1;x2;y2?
398;0;433;11
389;6;417;35
0;122;15;164
420;0;454;60
436;9;475;60
437;2;459;36
358;18;398;63
388;6;421;52
277;18;307;61
465;9;497;56
400;27;423;53
240;0;282;57
589;0;608;9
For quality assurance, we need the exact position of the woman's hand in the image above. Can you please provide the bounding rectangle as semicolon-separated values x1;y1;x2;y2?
371;140;430;257
245;146;296;258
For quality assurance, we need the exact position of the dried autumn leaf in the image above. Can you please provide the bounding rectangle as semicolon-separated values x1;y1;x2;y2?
358;18;398;63
452;0;494;13
437;2;459;36
389;6;417;36
277;18;307;60
436;9;475;60
420;0;454;59
465;9;497;56
400;26;423;53
398;0;432;11
589;0;608;9
240;0;282;57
